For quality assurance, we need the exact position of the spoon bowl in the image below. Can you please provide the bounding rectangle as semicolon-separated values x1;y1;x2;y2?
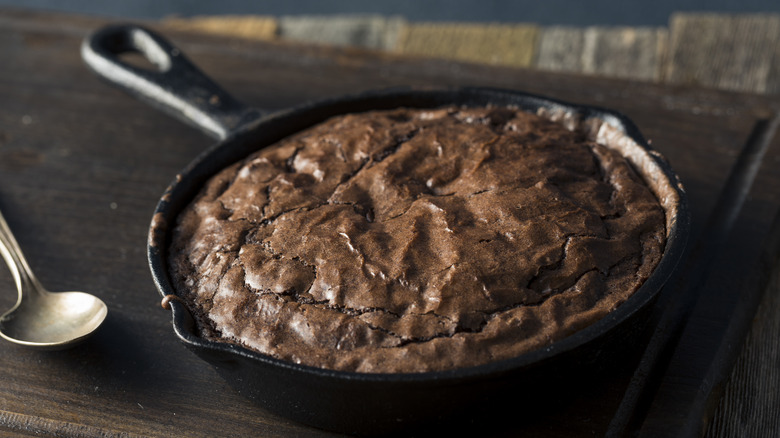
0;209;107;349
0;290;108;348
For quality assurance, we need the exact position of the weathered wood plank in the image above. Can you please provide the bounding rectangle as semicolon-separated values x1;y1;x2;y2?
277;14;405;50
635;114;780;437
0;410;141;438
582;26;667;81
143;12;780;96
665;13;780;93
535;26;585;73
162;15;278;41
537;26;667;81
396;22;539;67
768;57;780;95
705;254;780;437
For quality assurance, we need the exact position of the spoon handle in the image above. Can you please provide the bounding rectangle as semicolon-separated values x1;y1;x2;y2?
0;209;44;298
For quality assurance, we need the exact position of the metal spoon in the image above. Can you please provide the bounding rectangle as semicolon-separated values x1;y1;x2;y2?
0;208;107;349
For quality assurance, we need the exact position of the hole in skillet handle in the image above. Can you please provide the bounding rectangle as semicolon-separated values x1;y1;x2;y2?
118;51;167;72
81;24;262;141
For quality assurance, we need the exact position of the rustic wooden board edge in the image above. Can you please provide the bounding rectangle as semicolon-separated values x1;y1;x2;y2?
705;240;780;436
607;112;780;437
698;207;780;436
606;111;780;437
0;409;140;438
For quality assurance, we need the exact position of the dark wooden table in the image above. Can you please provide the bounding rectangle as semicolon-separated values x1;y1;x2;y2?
0;8;778;437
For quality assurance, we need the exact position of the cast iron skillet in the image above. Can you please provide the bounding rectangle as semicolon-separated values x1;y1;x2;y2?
82;24;689;434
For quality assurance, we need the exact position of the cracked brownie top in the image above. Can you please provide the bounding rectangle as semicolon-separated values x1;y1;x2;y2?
168;105;666;373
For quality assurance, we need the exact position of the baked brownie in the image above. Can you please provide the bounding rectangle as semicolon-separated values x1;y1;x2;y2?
168;105;666;373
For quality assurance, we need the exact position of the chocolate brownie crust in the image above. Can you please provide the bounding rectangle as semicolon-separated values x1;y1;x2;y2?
168;106;666;373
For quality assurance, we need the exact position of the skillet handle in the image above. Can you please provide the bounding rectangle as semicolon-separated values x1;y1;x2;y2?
81;24;261;140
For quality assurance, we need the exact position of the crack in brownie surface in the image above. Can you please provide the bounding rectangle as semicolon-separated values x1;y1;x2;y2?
168;105;666;373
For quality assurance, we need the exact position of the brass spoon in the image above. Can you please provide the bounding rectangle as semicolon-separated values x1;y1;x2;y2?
0;209;107;349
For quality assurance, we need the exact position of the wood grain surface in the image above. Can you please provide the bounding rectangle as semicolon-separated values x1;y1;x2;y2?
623;100;780;438
665;14;780;94
397;22;539;67
536;25;670;81
0;7;778;437
159;12;780;96
706;256;780;437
